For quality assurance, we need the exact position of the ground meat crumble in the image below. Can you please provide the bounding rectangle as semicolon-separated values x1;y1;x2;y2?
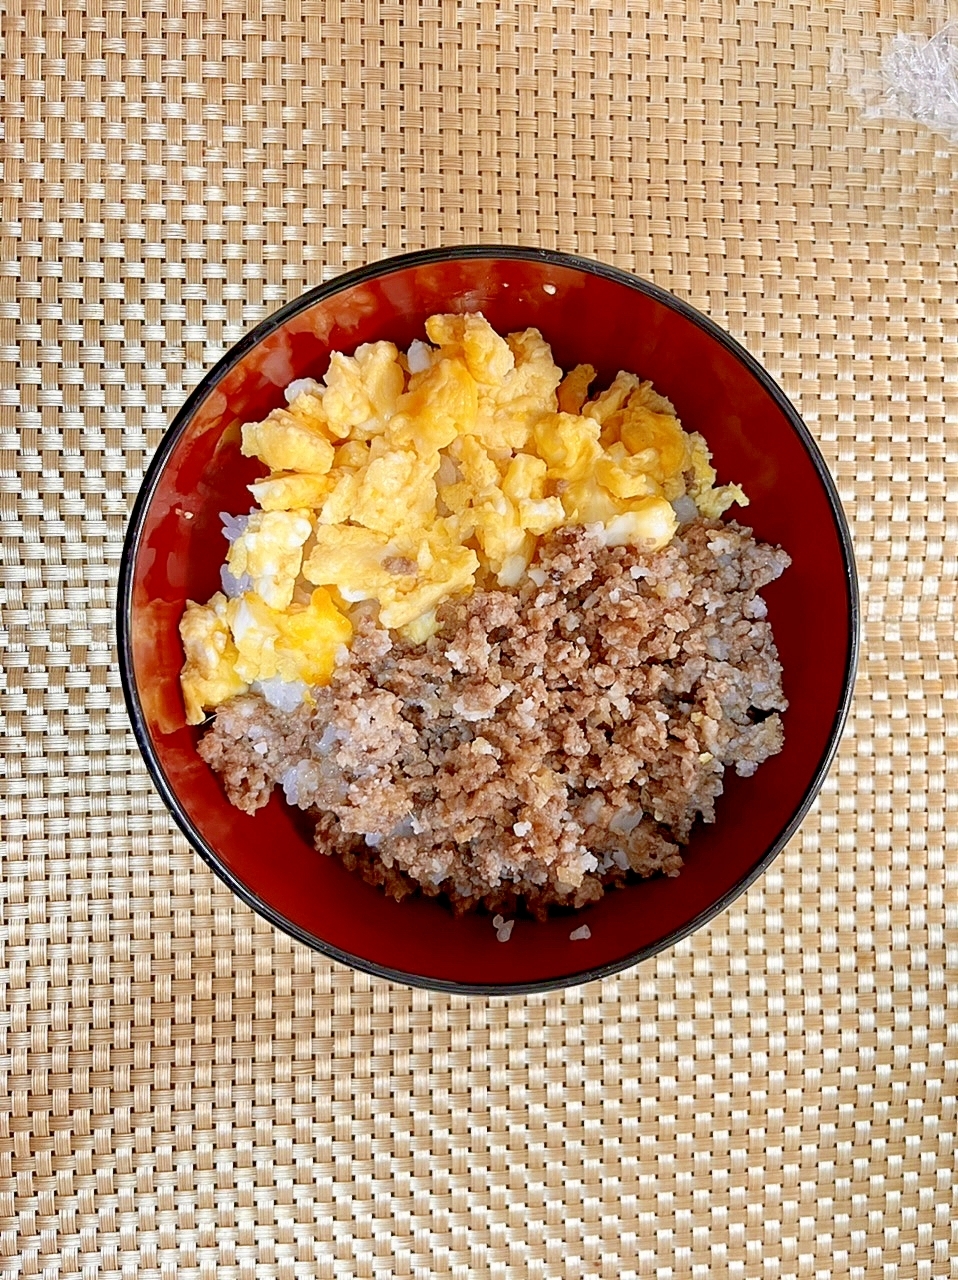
197;520;790;919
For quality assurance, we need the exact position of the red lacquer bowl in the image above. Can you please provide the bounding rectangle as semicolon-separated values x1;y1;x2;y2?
118;247;859;993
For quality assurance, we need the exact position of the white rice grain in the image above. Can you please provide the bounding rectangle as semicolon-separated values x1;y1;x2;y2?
252;677;309;712
609;805;644;836
219;511;249;544
220;564;253;599
281;760;321;808
671;494;699;525
407;340;433;373
316;723;341;755
285;377;322;403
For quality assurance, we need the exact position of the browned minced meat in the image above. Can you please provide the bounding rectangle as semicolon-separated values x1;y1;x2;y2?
198;520;789;918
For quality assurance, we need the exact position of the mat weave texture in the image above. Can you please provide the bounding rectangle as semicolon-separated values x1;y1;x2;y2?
1;0;957;1275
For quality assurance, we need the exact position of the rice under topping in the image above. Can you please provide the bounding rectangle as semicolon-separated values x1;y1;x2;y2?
197;520;789;918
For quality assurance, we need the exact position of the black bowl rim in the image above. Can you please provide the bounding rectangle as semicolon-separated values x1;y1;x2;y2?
117;244;861;996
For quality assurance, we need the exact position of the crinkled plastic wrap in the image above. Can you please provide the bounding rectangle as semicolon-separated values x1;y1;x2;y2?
842;21;958;147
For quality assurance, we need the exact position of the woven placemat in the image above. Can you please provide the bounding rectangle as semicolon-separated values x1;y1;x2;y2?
2;0;957;1274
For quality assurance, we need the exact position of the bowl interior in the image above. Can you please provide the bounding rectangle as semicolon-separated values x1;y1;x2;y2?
124;251;855;991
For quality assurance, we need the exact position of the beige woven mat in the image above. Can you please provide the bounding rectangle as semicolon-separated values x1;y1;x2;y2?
1;0;957;1274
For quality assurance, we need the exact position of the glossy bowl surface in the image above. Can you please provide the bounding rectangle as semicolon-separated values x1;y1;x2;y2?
118;246;858;993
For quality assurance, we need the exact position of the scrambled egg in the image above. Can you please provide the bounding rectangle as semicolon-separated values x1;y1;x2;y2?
180;313;746;723
228;587;352;687
180;593;250;725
